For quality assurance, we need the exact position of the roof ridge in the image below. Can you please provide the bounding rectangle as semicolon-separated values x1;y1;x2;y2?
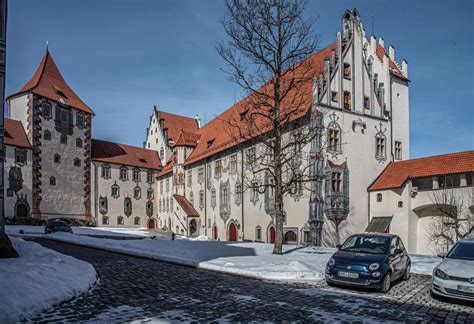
392;150;474;164
92;138;160;153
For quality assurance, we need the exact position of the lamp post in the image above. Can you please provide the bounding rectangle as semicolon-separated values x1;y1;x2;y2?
0;0;7;237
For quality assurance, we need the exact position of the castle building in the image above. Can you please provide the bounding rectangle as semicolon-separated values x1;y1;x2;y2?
4;9;472;255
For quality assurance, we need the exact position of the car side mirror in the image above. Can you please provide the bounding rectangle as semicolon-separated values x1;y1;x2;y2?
336;244;342;250
394;248;403;255
437;252;447;258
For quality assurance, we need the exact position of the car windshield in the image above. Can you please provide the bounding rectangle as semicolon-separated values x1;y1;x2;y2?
447;242;474;260
341;235;390;254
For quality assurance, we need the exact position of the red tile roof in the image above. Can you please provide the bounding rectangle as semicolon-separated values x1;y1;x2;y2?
92;139;161;170
173;130;200;147
369;151;474;191
375;44;406;79
158;155;174;178
158;111;199;144
173;194;199;217
4;118;31;149
184;43;337;166
8;51;94;115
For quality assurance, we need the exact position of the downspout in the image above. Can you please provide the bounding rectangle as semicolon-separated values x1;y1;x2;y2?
367;188;371;226
241;148;245;240
389;76;394;162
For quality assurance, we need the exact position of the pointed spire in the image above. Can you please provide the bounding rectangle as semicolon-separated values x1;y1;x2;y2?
45;40;49;52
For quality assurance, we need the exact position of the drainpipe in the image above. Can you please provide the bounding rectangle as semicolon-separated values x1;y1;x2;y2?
367;188;371;227
389;77;395;162
241;148;245;240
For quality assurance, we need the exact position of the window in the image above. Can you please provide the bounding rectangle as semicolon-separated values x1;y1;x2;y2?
124;197;132;216
364;97;370;110
376;135;386;159
134;217;140;225
247;147;256;165
43;130;51;141
160;180;163;193
395;141;402;160
102;216;109;225
267;178;275;198
99;196;108;214
50;176;56;186
189;191;194;206
117;216;124;225
166;178;170;192
376;193;382;202
160;147;164;160
198;167;204;182
119;166;128;181
60;134;67;144
207;164;212;180
187;170;192;186
251;181;259;202
134;186;141;199
215;160;222;178
166;197;169;212
73;158;81;167
328;127;341;152
235;182;242;205
133;168;141;182
211;188;216;208
147;170;155;184
15;148;27;165
101;164;111;179
331;172;342;193
111;183;120;198
76;111;85;129
55;106;72;135
343;91;351;110
256;227;262;241
331;91;338;102
199;190;204;208
41;101;52;118
230;154;237;174
159;199;162;212
76;138;83;148
54;154;61;164
284;231;297;243
147;188;154;199
343;63;351;79
398;201;403;208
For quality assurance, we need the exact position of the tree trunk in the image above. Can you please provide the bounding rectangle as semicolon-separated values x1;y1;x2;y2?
0;233;19;258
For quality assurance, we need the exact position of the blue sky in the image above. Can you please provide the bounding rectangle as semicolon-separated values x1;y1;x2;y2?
6;0;473;158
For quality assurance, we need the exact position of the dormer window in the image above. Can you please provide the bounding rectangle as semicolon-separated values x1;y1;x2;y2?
343;63;351;79
54;85;67;98
240;109;248;121
207;139;215;148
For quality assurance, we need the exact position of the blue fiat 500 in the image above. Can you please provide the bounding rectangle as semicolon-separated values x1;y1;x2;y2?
325;233;411;292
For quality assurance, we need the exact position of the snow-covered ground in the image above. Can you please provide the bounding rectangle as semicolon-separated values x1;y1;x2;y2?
6;225;151;238
45;232;441;283
0;237;97;323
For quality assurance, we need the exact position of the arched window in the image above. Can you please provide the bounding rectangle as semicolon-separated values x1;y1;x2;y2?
327;116;342;153
117;216;124;225
376;193;382;202
41;101;52;118
44;130;51;141
255;226;262;241
102;216;109;225
111;182;120;198
119;166;128;181
284;231;297;243
147;188;154;200
50;176;56;186
133;168;141;182
76;138;83;148
375;123;387;161
134;186;141;199
398;201;403;208
124;197;132;216
134;216;140;225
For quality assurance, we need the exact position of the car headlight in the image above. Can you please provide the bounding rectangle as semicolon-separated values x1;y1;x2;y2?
369;263;380;271
435;269;449;280
329;258;335;266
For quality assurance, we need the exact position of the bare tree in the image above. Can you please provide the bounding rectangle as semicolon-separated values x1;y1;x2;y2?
428;188;473;252
217;0;323;254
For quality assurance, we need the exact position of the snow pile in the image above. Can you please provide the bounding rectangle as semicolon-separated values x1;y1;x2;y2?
5;225;45;237
0;237;97;322
6;225;151;238
178;235;210;241
44;232;441;283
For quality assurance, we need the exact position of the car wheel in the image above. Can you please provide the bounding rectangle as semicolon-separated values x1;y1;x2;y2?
381;272;391;293
403;263;411;281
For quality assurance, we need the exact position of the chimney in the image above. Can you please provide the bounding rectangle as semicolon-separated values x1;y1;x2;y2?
388;45;395;61
195;114;201;128
401;59;409;78
378;36;384;48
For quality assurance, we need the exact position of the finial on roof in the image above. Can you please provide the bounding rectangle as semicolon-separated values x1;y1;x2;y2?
45;41;49;52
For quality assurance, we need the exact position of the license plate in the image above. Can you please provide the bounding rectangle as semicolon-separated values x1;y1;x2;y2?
457;285;474;293
338;271;359;279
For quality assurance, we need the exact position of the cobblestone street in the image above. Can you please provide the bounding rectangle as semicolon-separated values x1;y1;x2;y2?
29;239;473;323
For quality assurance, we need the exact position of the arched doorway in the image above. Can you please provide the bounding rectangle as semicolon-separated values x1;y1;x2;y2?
228;222;237;241
16;203;28;218
189;219;198;236
284;230;297;243
212;225;218;240
269;226;276;244
147;218;156;229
